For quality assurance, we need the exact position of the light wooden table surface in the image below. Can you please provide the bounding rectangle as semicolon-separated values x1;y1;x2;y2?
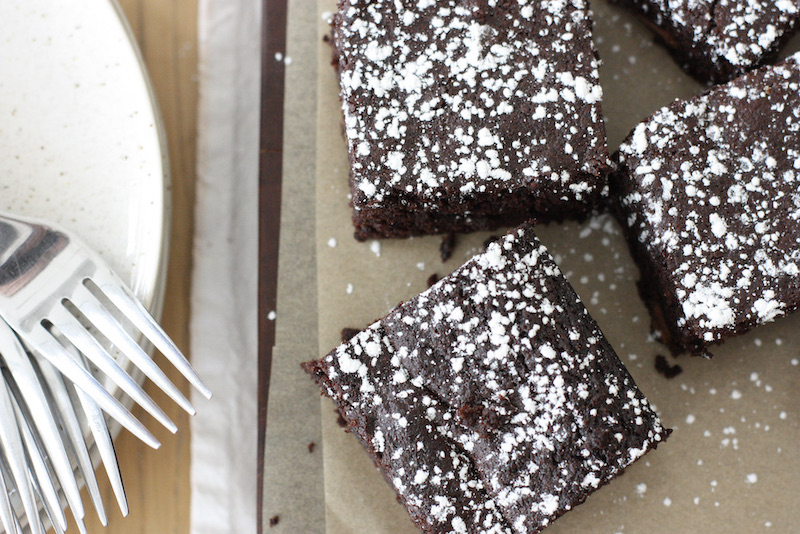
66;0;198;532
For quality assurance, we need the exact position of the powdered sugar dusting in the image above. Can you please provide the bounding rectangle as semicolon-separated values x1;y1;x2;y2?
622;0;800;81
332;0;610;238
384;224;668;531
615;52;800;351
308;224;668;533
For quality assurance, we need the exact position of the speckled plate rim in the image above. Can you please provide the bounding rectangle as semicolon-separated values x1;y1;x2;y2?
110;0;171;324
103;0;171;416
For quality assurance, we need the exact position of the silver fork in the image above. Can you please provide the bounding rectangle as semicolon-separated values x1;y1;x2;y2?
0;211;211;529
0;319;116;534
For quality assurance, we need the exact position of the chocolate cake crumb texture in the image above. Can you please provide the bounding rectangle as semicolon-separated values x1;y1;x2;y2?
440;232;457;263
654;354;682;379
332;0;611;239
482;234;500;249
304;223;668;533
426;273;440;287
341;327;362;342
615;0;800;82
613;52;800;354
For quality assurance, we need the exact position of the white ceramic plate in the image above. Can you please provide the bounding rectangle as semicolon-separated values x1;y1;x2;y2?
0;5;169;518
0;0;169;317
0;0;176;530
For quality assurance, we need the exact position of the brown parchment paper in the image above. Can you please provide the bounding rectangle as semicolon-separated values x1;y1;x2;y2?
261;1;326;532
266;0;800;531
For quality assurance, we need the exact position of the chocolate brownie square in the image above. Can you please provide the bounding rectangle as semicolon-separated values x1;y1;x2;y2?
612;0;800;83
303;223;669;533
612;52;800;355
330;0;611;240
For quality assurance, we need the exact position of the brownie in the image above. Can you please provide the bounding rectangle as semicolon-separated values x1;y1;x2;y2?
611;52;800;356
330;0;611;240
612;0;800;83
303;223;669;533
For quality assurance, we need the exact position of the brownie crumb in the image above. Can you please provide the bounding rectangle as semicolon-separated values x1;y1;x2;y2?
482;235;500;249
457;401;508;437
340;327;360;343
655;354;683;379
269;515;280;527
440;232;456;262
426;273;439;288
307;442;316;454
335;412;347;428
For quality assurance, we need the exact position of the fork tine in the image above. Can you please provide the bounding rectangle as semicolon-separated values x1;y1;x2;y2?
9;394;68;533
68;378;129;516
88;273;212;399
0;484;17;534
0;322;85;526
24;456;67;534
31;473;65;534
19;321;160;449
9;512;23;534
0;459;22;534
71;283;195;415
48;305;178;433
5;378;85;531
0;373;42;534
34;357;107;525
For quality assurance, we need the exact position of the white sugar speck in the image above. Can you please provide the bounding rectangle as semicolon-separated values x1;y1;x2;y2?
328;237;338;248
731;390;742;400
635;483;647;496
708;213;727;238
370;240;381;257
746;473;758;484
275;52;283;61
267;311;276;321
663;497;672;507
685;414;696;424
416;262;426;271
346;283;354;294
